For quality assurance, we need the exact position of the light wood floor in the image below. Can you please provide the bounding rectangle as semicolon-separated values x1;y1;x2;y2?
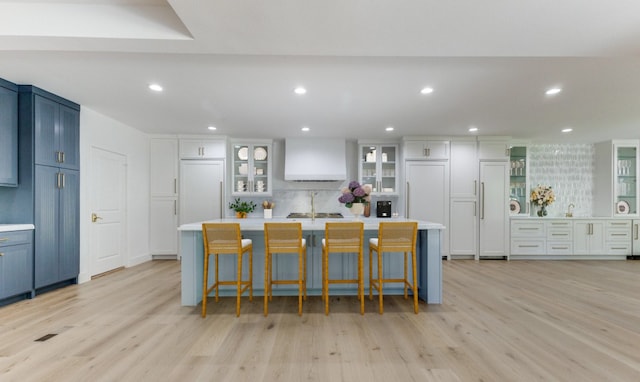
1;260;640;382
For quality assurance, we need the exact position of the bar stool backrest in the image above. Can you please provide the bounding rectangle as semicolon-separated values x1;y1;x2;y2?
378;221;418;252
324;222;364;253
264;222;304;252
202;223;244;254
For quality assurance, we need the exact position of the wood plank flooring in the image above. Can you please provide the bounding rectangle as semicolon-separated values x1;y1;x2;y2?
1;259;640;381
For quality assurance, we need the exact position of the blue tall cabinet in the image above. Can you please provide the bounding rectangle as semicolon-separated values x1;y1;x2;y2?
18;86;80;292
0;78;18;186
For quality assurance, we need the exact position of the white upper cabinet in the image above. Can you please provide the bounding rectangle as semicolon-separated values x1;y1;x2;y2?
449;140;478;198
179;138;226;159
594;139;639;217
358;143;398;195
231;141;272;196
403;139;449;160
150;138;178;197
478;140;510;160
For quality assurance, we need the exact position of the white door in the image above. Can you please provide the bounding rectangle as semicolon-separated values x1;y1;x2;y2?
406;161;449;258
90;147;126;276
179;160;224;224
479;161;509;259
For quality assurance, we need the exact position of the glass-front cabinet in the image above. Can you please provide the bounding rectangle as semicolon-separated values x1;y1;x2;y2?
614;143;637;215
359;143;398;195
509;146;528;215
231;141;272;196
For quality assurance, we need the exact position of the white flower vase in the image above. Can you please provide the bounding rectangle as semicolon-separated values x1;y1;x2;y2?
349;203;365;220
264;209;272;219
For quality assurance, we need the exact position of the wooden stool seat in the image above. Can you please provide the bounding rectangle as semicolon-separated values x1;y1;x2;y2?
264;222;307;316
202;223;253;317
322;222;364;315
369;221;418;314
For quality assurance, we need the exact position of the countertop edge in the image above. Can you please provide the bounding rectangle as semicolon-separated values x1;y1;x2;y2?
0;224;36;232
178;218;445;231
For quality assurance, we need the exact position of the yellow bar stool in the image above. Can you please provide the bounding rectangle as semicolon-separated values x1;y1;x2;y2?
322;221;365;315
263;222;307;316
201;223;253;317
369;221;419;314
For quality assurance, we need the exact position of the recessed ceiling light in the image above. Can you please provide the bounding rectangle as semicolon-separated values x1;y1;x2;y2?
294;87;307;95
420;87;434;95
385;126;394;132
301;126;310;132
545;87;562;96
149;83;163;92
468;126;478;132
562;128;573;133
208;126;217;131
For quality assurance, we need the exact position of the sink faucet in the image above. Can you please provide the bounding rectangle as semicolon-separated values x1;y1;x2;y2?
310;192;318;221
566;203;575;218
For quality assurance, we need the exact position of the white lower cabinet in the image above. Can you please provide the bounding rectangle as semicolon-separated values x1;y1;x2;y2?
633;220;640;256
149;198;178;256
449;199;477;257
511;218;632;258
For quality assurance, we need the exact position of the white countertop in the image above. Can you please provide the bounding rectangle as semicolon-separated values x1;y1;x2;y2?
0;224;35;232
179;217;445;231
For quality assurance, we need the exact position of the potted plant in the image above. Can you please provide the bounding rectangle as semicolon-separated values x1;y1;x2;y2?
229;198;257;218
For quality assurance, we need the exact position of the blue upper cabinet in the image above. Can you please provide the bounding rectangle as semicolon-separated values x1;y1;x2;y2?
33;92;80;170
0;78;18;187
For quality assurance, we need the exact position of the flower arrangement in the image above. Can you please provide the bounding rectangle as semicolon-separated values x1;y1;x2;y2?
530;185;555;207
338;181;371;208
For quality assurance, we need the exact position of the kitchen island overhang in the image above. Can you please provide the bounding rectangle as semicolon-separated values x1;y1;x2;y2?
178;217;444;306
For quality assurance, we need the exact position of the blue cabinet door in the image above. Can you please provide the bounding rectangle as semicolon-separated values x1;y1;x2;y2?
34;95;80;170
34;165;61;288
0;84;18;186
58;169;80;281
0;243;33;299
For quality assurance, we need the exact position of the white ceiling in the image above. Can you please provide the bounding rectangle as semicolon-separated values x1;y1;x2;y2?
1;0;640;142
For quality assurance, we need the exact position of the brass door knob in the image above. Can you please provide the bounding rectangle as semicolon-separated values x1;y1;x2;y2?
91;213;103;223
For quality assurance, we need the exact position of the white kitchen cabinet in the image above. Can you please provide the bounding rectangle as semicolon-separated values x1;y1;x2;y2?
509;146;529;216
449;140;478;258
179;138;226;159
605;220;632;255
478;161;509;259
510;220;546;255
180;160;225;224
478;140;510;160
546;220;573;255
573;220;606;255
231;140;272;196
403;139;449;160
594;139;639;217
358;143;398;195
405;160;449;258
149;138;179;257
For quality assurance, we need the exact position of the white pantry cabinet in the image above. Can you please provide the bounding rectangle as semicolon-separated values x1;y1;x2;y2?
405;160;449;258
449;140;478;259
180;160;225;224
358;143;398;195
149;138;179;257
478;161;509;259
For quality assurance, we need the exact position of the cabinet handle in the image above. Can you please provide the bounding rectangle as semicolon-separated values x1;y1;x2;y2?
520;228;540;230
611;233;627;237
61;173;65;189
610;222;627;226
61;151;65;163
518;245;539;248
611;247;627;250
635;224;639;240
473;201;476;217
427;148;431;157
219;181;224;219
551;233;568;236
551;246;568;250
589;223;593;235
480;182;485;220
505;148;510;157
174;178;177;194
174;200;177;216
55;151;61;163
0;238;8;242
56;172;61;189
0;252;4;256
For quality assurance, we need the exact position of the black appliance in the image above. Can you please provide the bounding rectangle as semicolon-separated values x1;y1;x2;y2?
376;200;392;218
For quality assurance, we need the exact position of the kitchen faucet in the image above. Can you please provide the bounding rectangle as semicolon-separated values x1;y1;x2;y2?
566;203;575;218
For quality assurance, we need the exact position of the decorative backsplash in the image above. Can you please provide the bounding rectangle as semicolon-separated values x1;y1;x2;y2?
529;144;595;217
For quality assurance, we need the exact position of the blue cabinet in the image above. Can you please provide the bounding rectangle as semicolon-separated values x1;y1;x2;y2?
34;92;80;170
0;230;33;303
0;78;18;187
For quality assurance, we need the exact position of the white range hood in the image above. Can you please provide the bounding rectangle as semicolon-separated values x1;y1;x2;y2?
284;138;346;181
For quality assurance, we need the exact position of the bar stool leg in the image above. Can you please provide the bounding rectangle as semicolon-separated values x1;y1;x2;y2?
202;253;209;317
323;247;329;315
298;249;303;316
412;250;419;313
249;248;253;301
264;252;269;317
214;253;220;302
359;249;364;315
236;252;242;317
404;251;408;299
378;249;384;315
368;247;373;300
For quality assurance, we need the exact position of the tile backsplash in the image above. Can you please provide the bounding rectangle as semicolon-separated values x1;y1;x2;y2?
528;144;595;217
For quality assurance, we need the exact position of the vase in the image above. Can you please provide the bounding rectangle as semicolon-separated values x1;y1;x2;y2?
235;211;247;219
363;203;371;218
537;206;548;217
349;203;365;220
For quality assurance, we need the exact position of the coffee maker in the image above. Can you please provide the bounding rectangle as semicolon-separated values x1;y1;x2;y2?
376;200;392;218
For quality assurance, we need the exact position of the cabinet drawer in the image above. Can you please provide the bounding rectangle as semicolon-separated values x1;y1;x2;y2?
606;228;631;241
511;221;545;237
511;239;545;255
547;228;572;241
606;243;631;255
546;241;573;254
0;231;32;247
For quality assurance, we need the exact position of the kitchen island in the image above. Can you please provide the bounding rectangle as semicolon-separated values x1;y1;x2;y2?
178;217;444;306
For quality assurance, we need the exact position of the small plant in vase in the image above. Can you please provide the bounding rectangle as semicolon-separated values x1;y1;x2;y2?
530;185;555;217
229;198;257;218
338;181;372;218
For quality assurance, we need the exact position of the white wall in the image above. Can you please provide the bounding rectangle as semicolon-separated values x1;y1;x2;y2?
78;107;150;283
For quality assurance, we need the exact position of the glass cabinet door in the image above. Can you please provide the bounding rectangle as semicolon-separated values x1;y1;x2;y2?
615;145;637;215
232;143;271;195
359;144;397;194
509;146;528;215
